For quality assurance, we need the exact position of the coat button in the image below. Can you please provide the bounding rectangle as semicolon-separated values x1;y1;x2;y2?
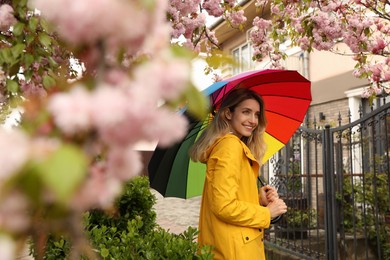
245;237;249;241
259;229;262;232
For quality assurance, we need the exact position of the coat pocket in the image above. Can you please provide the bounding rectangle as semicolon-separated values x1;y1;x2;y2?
240;228;262;244
231;228;265;259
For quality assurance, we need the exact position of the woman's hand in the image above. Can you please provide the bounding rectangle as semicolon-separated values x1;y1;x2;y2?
259;185;279;206
266;198;288;219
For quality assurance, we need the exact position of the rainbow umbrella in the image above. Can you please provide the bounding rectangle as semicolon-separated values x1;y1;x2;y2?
148;69;311;199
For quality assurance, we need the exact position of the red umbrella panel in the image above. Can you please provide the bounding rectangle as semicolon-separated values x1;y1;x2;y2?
148;69;311;198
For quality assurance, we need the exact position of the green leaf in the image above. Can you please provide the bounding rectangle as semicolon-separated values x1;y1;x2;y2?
42;75;56;88
40;18;50;32
6;79;19;93
28;16;39;32
11;43;25;59
38;32;52;48
101;248;109;258
206;50;234;70
185;84;209;120
12;22;24;36
26;34;35;45
170;44;194;59
0;48;14;64
37;144;87;203
15;0;28;7
24;69;33;81
47;56;58;67
24;53;34;68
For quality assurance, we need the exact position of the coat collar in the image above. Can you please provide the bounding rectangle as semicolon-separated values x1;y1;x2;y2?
217;133;259;163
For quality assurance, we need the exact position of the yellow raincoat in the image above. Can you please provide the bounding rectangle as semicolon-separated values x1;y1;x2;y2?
198;134;271;259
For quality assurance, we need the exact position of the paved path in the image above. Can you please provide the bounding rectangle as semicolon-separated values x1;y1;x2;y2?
151;189;201;234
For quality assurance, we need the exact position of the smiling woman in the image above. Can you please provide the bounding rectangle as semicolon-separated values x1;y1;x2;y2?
148;69;311;200
189;88;287;260
225;98;260;138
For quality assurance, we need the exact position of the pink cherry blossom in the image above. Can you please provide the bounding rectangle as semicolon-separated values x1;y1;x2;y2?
203;0;224;17
170;0;200;16
20;81;47;99
226;10;247;27
361;87;372;98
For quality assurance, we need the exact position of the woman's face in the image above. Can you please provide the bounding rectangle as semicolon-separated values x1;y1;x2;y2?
226;98;260;138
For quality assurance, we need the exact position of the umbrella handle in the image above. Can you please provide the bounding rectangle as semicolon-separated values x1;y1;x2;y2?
258;176;283;224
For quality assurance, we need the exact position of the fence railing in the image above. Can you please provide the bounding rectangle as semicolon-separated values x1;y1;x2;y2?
263;102;390;260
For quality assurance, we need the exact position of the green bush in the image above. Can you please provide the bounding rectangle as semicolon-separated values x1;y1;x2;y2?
87;176;157;236
90;220;213;259
338;172;389;259
30;176;213;259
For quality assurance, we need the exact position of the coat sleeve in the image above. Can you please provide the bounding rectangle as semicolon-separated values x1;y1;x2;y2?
207;137;271;229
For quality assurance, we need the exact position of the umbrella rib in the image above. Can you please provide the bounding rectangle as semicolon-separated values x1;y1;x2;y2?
266;110;309;121
260;94;312;100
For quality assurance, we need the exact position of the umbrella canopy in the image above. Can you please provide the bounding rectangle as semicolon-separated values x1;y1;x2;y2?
148;69;311;199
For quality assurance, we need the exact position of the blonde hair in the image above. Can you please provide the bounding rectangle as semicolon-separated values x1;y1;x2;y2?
189;88;267;164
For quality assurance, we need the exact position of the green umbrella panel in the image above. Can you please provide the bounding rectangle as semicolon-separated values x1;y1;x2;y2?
164;115;209;198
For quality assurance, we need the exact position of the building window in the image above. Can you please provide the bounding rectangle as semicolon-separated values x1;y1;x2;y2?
232;43;256;75
281;50;307;76
232;44;307;77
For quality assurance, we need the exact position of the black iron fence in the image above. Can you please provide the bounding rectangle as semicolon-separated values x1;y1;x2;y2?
263;101;390;260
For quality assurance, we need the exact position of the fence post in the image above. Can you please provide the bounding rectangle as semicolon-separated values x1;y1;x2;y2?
323;125;338;260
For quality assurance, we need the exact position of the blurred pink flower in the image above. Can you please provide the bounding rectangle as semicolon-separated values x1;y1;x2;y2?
32;0;152;51
0;129;30;181
48;86;92;135
0;191;30;233
106;147;142;181
0;4;17;31
134;58;190;100
145;107;188;147
91;86;130;129
30;138;60;162
71;161;123;210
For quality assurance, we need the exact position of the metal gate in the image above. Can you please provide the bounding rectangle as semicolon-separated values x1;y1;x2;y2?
263;102;390;260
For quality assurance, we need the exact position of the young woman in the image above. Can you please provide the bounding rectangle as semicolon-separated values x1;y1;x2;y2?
190;88;287;259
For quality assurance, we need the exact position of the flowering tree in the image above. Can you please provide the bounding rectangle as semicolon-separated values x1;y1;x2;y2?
0;0;209;258
169;1;390;97
247;1;390;98
0;0;389;258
